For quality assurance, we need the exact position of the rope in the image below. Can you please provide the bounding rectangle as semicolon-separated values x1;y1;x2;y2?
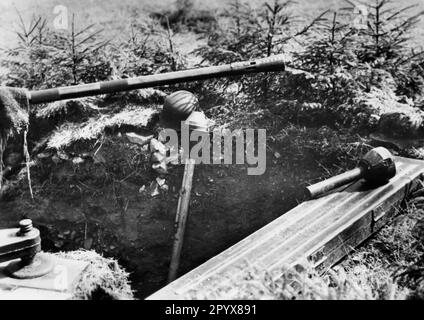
23;101;34;200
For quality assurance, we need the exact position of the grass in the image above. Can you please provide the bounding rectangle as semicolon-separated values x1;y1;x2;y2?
340;195;424;299
46;106;158;149
57;249;134;300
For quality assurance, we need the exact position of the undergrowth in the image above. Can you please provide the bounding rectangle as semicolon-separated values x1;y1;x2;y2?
340;192;424;299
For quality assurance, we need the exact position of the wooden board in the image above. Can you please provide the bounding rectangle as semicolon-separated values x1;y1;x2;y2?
147;156;424;300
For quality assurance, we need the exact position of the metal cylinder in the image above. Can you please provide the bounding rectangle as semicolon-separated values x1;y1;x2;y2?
305;167;364;199
29;55;285;104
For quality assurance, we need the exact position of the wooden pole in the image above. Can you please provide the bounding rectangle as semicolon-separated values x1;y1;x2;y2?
168;159;196;283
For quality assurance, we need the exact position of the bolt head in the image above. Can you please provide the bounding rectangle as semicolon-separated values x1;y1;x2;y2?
19;219;33;234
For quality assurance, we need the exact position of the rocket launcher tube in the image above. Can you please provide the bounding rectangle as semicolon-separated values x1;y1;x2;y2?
29;55;285;104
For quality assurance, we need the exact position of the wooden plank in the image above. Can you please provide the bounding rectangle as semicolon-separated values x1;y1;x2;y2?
168;159;196;282
147;156;424;300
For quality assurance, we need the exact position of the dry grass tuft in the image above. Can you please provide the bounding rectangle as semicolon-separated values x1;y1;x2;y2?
56;249;134;300
36;98;100;119
46;107;158;150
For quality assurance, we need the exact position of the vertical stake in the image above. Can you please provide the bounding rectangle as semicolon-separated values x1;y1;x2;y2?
168;158;196;283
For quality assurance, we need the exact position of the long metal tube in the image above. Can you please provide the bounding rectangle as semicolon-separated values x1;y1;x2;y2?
28;55;285;104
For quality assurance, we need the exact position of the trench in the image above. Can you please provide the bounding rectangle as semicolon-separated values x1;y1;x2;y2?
0;132;334;299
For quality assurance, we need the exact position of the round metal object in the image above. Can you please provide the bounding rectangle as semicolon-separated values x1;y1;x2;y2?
359;147;396;185
18;219;33;235
163;90;198;121
5;252;54;279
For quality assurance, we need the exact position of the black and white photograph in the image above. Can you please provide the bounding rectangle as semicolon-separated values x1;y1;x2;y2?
0;0;424;308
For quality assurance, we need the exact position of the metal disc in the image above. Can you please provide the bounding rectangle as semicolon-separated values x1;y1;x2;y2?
5;253;54;279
